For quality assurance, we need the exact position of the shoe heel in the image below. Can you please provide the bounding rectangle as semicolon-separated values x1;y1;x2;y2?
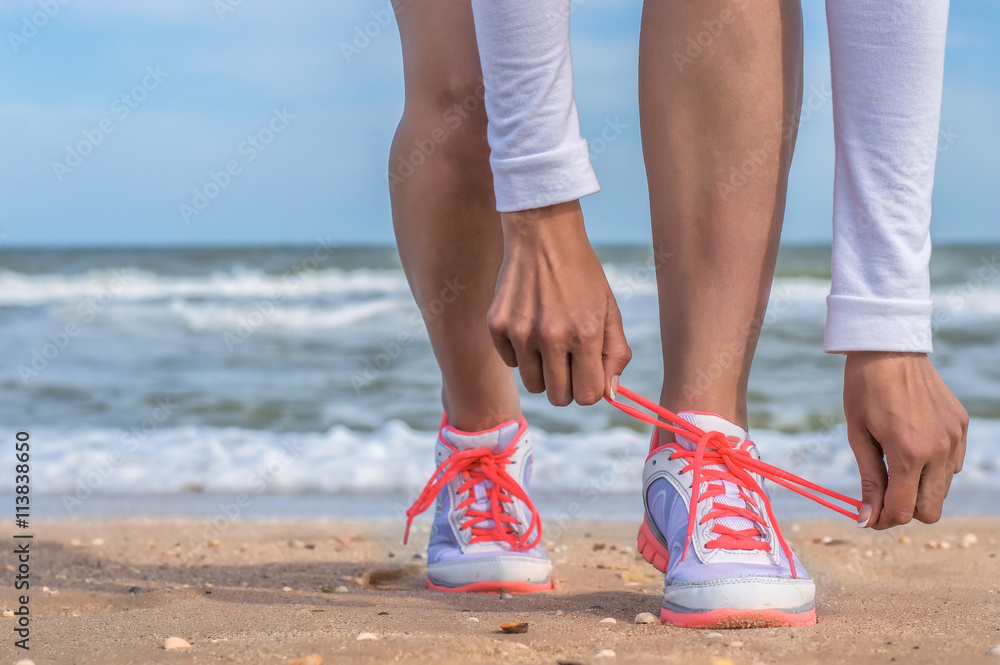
637;517;670;573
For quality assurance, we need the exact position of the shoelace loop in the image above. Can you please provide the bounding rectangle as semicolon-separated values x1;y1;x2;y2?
404;444;542;551
607;385;862;578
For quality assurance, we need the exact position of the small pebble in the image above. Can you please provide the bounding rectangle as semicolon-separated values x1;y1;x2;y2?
634;612;658;624
290;539;306;548
961;533;978;548
3;609;15;617
290;656;322;665
500;622;529;634
465;617;480;623
595;649;616;658
729;640;744;647
163;636;191;650
208;539;222;547
939;541;952;550
283;586;294;592
985;645;1000;656
599;617;617;625
91;538;104;546
499;593;514;600
703;631;724;640
821;536;833;544
712;660;736;665
42;586;58;595
128;586;142;594
335;586;349;593
412;552;424;560
899;536;912;544
356;632;378;641
15;660;34;665
69;538;82;547
320;585;336;593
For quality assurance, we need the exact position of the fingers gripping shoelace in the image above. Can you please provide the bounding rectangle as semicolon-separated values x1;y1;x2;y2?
607;385;862;578
404;446;542;551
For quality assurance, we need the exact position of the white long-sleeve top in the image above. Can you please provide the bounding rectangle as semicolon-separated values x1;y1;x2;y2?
470;0;949;353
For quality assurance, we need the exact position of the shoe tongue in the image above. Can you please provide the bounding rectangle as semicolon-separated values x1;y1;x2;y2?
440;419;522;541
674;413;761;543
674;412;747;451
440;420;520;454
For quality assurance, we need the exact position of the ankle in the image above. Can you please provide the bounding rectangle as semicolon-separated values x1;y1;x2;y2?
658;387;748;431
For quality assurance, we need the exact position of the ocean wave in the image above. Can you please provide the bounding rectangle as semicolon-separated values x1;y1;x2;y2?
0;266;409;306
19;418;1000;500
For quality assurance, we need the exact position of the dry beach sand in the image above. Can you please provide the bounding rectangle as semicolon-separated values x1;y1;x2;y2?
1;517;999;664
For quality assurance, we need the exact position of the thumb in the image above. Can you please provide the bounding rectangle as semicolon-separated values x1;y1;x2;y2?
602;301;631;400
847;425;888;529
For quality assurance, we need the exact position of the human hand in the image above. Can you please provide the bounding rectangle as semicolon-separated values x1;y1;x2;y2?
488;201;631;406
843;352;967;529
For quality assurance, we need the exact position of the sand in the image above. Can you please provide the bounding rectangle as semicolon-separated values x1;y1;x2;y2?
2;517;999;664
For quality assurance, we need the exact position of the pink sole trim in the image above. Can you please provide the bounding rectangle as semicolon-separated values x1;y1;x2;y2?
660;605;816;628
637;516;671;573
426;578;552;594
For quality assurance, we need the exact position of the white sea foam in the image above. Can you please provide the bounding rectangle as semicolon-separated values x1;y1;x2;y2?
24;418;1000;501
0;267;409;306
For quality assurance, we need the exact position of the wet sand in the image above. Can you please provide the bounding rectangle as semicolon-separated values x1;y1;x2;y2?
2;517;999;664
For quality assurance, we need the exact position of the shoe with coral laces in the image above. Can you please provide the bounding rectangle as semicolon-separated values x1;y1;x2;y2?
638;412;816;627
404;414;552;593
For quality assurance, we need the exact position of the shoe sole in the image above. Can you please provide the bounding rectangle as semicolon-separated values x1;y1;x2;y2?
426;578;552;594
637;517;817;628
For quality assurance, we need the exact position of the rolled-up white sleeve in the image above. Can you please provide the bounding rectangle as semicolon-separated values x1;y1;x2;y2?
824;0;950;353
470;0;600;212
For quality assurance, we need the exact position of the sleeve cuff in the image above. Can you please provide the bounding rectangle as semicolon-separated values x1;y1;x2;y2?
824;294;934;353
490;137;600;212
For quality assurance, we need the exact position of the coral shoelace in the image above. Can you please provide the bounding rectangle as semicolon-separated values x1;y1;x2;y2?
403;385;861;575
607;385;862;578
404;444;542;550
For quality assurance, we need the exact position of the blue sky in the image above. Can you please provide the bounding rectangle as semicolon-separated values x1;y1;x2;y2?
1;0;996;247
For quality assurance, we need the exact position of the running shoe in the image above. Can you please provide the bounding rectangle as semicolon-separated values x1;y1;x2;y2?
404;414;552;593
638;412;816;627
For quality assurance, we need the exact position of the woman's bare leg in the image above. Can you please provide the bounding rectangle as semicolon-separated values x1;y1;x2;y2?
639;0;804;427
389;0;518;431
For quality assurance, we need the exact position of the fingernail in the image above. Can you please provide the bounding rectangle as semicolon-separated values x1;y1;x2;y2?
856;503;872;528
609;375;619;401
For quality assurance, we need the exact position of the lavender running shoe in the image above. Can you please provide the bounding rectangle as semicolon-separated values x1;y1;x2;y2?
405;414;552;593
638;412;816;627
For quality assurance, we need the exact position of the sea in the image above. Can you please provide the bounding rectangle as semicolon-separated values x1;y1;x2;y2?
1;244;998;524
